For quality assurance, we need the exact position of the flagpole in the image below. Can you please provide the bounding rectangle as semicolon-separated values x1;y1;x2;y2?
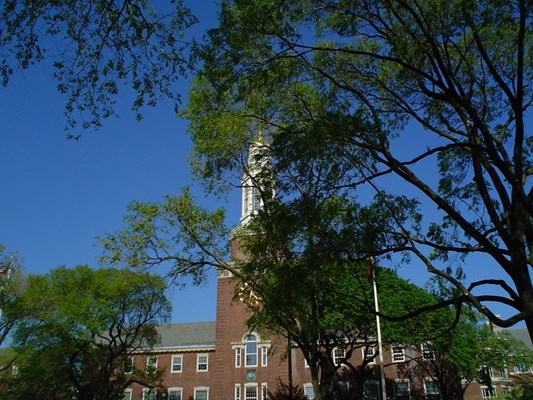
369;257;387;400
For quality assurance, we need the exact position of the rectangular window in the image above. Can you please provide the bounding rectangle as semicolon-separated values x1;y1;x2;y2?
246;335;258;367
514;363;532;373
480;365;494;379
421;344;434;360
251;187;261;212
124;357;133;374
236;348;242;368
143;389;157;400
424;380;441;400
261;347;268;367
498;367;508;380
122;390;132;400
195;388;209;400
363;346;376;363
197;354;209;371
333;347;345;366
146;356;158;373
171;355;183;373
363;381;380;400
245;385;258;400
394;381;409;400
169;388;183;400
481;387;496;400
392;346;405;362
262;383;268;400
304;384;315;400
235;385;241;400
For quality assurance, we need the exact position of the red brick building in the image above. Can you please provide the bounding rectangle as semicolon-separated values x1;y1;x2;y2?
126;142;531;400
124;265;531;400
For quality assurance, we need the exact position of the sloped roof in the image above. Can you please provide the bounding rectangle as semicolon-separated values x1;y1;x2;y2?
504;328;533;350
152;321;216;351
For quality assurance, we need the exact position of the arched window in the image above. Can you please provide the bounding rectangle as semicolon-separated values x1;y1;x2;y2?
245;334;258;367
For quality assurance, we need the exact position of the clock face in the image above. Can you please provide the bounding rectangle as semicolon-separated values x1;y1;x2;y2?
246;369;257;381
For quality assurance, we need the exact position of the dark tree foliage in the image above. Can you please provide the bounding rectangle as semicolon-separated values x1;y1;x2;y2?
185;0;533;339
268;380;307;400
0;0;197;136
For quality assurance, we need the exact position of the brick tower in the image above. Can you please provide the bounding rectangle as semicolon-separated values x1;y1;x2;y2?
212;139;289;400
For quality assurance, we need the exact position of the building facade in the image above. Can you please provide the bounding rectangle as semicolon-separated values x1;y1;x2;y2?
126;142;531;400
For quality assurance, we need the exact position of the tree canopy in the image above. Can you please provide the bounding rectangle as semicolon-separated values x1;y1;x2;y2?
184;0;533;338
1;265;171;400
0;0;197;135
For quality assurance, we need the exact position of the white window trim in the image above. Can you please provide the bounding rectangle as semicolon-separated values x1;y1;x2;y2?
146;355;158;371
261;383;268;400
513;363;532;373
235;347;242;368
235;384;242;400
392;346;405;363
421;343;435;360
261;347;268;367
424;379;441;400
143;388;157;400
497;367;509;380
122;389;133;400
244;383;259;400
363;346;376;364
304;383;315;400
124;356;134;374
171;355;183;373
245;334;259;367
197;354;209;372
481;386;496;400
168;387;183;400
194;387;209;400
333;347;346;366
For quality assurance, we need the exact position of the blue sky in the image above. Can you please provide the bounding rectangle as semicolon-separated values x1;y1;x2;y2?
0;1;229;322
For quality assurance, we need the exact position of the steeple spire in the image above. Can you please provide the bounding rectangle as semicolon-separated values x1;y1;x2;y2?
240;134;272;225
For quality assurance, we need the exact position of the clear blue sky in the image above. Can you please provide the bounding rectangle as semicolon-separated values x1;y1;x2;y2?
0;1;232;322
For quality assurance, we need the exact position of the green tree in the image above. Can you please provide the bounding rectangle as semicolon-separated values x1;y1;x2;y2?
99;190;451;400
2;265;171;400
1;0;197;135
397;313;530;400
234;196;451;400
0;246;25;395
0;246;23;350
507;373;533;400
184;0;533;339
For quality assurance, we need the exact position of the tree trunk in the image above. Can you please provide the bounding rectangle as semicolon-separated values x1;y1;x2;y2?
310;355;337;400
438;363;464;400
